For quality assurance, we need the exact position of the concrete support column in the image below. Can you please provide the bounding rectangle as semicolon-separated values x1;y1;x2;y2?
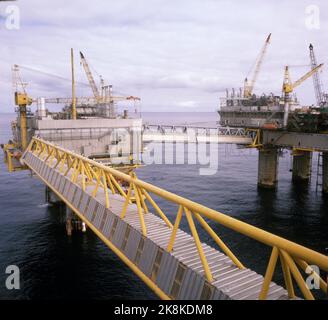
258;147;279;189
323;152;328;194
292;151;312;182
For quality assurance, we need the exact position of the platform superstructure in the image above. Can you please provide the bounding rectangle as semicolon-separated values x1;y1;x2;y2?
3;49;142;173
218;37;328;133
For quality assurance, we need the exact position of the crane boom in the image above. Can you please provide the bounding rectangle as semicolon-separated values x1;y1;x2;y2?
80;51;100;100
282;63;324;128
244;33;271;98
40;96;140;105
283;63;324;94
309;44;325;106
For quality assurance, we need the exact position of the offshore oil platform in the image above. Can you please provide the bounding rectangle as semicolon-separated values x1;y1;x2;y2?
1;42;328;300
3;49;142;173
219;34;328;133
219;34;328;192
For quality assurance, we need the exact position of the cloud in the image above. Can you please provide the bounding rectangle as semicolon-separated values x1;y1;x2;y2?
0;0;327;113
177;100;197;108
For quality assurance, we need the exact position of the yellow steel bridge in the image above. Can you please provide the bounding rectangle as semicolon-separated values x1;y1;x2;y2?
16;137;328;300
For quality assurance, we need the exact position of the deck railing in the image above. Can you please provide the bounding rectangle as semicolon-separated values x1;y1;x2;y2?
24;137;328;300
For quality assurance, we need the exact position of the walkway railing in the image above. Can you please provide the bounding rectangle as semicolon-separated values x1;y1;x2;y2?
24;137;328;300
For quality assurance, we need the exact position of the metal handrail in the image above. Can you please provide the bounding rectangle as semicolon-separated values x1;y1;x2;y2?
24;137;328;299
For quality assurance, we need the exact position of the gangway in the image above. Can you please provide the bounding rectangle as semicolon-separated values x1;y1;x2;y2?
142;125;253;144
20;137;328;300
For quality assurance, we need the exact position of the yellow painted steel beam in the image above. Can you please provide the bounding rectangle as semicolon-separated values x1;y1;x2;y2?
194;212;244;269
133;183;147;236
81;161;86;191
121;182;133;219
280;250;314;300
105;172;116;195
280;251;295;298
102;169;110;209
142;189;173;229
259;247;279;300
184;207;213;283
167;205;183;252
109;174;127;198
29;167;170;300
137;187;149;214
6;150;13;173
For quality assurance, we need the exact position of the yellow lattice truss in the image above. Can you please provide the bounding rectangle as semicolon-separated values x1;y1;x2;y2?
22;137;328;300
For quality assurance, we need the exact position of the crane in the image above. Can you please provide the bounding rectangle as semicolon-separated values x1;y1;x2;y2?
243;33;271;98
12;65;33;150
13;63;140;117
282;63;324;127
79;51;140;117
309;44;326;106
11;63;141;149
79;51;101;100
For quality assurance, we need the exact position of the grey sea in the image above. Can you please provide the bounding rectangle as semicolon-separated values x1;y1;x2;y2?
0;112;327;299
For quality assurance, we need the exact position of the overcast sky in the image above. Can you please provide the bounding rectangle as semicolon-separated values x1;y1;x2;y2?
0;0;327;113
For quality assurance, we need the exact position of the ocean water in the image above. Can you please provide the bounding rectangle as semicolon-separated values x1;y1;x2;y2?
0;112;327;300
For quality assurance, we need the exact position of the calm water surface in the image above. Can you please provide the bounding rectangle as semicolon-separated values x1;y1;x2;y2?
0;112;327;299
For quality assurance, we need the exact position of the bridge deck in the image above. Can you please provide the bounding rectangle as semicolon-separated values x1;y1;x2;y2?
22;150;291;300
142;125;253;144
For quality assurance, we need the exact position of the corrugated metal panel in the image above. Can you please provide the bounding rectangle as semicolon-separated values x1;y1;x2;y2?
78;193;90;213
156;251;178;295
102;211;114;238
26;154;32;166
62;178;70;197
178;268;193;299
99;209;108;231
29;154;34;166
111;219;127;248
193;253;225;275
186;272;205;299
56;173;63;190
212;287;231;300
40;162;47;177
44;167;51;180
85;198;97;220
125;228;141;261
93;204;106;229
52;170;58;186
138;238;158;277
44;164;50;181
53;172;60;189
35;157;41;171
212;269;251;288
35;158;41;172
52;172;59;189
67;185;77;203
48;168;55;184
73;187;82;208
223;274;262;299
58;177;66;194
51;170;58;187
91;202;99;222
42;164;48;178
29;156;35;169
